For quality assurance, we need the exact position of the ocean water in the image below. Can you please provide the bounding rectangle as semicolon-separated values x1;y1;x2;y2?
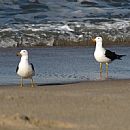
0;0;129;85
0;47;129;85
0;0;130;47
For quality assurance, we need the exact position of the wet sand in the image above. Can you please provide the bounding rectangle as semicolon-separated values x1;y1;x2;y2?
0;79;130;130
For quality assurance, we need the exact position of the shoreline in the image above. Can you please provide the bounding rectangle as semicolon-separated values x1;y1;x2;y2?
0;79;130;129
1;78;130;87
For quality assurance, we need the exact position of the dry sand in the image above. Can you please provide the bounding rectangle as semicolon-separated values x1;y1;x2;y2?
0;79;130;130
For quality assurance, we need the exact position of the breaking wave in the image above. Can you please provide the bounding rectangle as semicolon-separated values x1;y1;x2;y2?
0;0;130;47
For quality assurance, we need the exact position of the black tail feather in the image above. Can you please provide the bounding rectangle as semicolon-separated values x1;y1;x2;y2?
117;54;126;60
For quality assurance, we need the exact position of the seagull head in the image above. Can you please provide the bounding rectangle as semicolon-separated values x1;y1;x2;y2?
17;50;28;57
92;37;103;49
93;37;102;43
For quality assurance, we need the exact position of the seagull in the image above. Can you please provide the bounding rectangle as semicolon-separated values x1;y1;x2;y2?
16;50;35;87
93;36;125;79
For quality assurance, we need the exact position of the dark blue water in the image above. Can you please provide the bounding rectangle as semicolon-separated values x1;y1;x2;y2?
0;0;130;47
0;47;129;85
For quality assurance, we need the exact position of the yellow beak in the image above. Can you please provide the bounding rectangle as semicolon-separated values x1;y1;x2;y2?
92;38;96;43
16;52;21;56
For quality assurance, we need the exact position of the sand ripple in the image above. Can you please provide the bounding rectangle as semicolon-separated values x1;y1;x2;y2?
0;113;77;129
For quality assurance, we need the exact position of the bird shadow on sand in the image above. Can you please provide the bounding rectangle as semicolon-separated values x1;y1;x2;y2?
37;81;80;86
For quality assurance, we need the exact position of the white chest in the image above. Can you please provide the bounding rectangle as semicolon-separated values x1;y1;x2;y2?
17;62;33;78
94;48;111;63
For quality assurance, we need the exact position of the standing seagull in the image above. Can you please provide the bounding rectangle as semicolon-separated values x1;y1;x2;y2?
93;37;125;79
16;50;35;87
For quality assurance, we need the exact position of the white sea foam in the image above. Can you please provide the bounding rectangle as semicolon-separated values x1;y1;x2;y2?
0;19;129;47
0;0;129;47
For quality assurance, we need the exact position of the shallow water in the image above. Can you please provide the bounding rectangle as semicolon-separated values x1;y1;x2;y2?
0;46;129;85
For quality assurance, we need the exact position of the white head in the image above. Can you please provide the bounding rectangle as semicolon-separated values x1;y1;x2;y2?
20;50;28;56
17;50;29;59
94;37;102;43
93;37;103;48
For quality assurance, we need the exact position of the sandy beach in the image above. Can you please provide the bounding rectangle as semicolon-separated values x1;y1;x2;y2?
0;79;130;130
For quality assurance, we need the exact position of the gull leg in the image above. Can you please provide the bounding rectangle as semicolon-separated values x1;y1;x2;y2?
20;77;23;87
31;78;35;87
100;63;102;79
106;63;109;79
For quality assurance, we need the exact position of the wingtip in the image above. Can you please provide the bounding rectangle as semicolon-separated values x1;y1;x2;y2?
118;54;126;60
